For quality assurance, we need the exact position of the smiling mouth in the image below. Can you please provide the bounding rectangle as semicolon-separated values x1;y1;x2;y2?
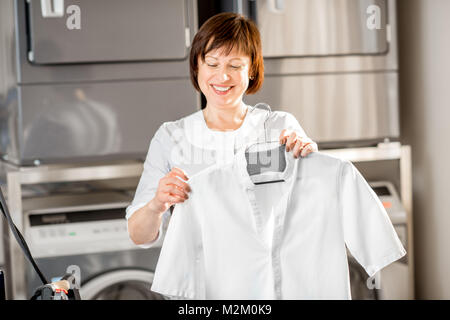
211;85;234;95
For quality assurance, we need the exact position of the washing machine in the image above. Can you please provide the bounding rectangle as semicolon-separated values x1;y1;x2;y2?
22;191;166;300
369;181;410;300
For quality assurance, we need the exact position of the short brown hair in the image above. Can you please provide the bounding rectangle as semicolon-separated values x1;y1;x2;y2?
189;12;264;95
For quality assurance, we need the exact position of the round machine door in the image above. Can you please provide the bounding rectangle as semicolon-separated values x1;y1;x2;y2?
80;269;166;300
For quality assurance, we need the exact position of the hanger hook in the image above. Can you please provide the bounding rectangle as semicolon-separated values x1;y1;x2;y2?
251;102;272;142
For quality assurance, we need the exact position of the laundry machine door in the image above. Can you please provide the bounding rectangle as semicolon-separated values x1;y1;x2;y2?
80;269;166;300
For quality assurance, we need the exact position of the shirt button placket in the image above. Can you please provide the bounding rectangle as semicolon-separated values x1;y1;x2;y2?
272;218;283;299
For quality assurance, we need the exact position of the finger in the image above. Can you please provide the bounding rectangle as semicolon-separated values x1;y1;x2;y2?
167;172;191;193
167;194;186;204
161;183;188;199
279;129;289;144
300;143;315;157
170;167;189;181
164;176;191;193
298;136;313;145
158;192;177;204
160;182;177;194
292;140;303;158
286;132;297;152
166;184;189;199
167;171;189;187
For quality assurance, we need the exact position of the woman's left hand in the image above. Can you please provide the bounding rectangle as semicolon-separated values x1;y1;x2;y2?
279;129;318;158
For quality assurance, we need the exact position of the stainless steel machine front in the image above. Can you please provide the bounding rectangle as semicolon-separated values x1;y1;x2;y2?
0;0;200;165
1;0;400;163
202;0;399;147
1;160;146;299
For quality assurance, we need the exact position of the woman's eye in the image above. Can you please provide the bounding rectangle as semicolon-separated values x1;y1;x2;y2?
207;64;218;68
231;65;241;69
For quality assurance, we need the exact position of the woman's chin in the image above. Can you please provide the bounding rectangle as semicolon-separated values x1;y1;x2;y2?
213;100;241;110
208;90;246;106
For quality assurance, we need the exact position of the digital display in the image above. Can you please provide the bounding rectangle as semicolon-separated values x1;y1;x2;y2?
29;207;126;226
372;186;391;196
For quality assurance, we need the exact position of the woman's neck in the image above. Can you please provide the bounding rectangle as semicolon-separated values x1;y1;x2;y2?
202;101;248;131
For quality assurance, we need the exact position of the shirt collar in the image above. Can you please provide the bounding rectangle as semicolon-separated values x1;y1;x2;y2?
183;105;254;151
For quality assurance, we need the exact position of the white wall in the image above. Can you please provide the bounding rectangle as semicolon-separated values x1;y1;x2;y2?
397;0;450;299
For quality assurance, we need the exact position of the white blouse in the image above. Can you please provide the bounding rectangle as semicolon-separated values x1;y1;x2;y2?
126;104;307;248
150;150;406;299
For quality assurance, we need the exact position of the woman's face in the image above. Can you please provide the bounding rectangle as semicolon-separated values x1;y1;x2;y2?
197;47;251;110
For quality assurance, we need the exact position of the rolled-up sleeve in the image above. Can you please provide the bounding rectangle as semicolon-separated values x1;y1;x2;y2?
265;111;308;141
283;111;307;137
126;124;171;248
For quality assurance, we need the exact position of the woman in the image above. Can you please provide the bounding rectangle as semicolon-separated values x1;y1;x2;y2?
126;12;318;247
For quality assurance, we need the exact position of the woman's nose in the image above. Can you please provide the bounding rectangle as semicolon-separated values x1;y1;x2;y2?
217;66;230;82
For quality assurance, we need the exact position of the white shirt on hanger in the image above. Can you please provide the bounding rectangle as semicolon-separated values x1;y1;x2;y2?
126;105;307;247
150;150;406;299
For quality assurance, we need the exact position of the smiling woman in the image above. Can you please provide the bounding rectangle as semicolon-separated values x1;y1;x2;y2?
126;12;318;265
189;13;264;131
189;12;264;96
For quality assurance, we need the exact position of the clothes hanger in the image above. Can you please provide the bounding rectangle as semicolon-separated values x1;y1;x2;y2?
244;103;287;185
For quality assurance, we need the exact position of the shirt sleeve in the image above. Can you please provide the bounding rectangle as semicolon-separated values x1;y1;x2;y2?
151;196;205;299
125;124;171;248
283;111;307;137
266;111;308;141
339;160;406;278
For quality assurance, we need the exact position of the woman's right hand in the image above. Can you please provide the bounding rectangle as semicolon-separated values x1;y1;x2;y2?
149;167;191;215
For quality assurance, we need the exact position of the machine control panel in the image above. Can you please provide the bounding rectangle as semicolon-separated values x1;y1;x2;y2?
23;192;154;258
369;181;408;253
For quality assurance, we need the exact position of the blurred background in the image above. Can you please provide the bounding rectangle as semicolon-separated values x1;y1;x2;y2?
397;0;450;300
0;0;448;300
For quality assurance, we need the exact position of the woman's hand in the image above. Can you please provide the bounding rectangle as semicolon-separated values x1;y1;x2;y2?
279;129;318;159
149;167;191;215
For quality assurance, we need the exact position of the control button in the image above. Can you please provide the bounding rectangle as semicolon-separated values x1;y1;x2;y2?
382;201;392;209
